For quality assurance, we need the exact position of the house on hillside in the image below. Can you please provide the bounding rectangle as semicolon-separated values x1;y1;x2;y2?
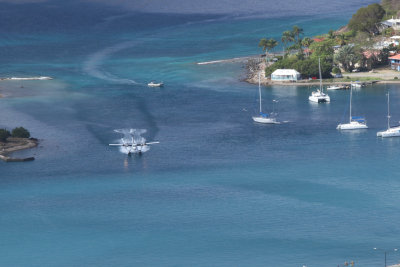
389;54;400;71
271;69;301;82
390;36;400;46
361;50;382;69
380;18;400;31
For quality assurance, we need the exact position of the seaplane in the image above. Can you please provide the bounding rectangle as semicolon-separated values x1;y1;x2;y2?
147;81;164;87
109;129;159;155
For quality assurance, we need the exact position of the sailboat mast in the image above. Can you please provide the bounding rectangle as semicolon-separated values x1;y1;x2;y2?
387;92;390;130
318;57;322;92
258;72;262;114
349;86;352;122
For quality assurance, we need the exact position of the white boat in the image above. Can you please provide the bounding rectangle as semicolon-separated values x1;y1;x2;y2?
148;81;164;87
252;73;278;124
327;85;341;90
309;58;330;103
377;92;400;137
327;85;347;90
337;87;368;130
351;82;363;88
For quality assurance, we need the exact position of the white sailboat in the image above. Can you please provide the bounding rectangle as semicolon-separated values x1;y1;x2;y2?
252;72;278;124
377;92;400;137
309;58;330;103
337;86;368;130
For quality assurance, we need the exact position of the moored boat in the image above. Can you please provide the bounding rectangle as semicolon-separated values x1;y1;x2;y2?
337;87;368;130
377;92;400;137
309;58;330;103
327;84;347;90
252;72;279;124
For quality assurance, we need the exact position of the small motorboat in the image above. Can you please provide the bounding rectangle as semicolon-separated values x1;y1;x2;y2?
148;81;164;87
327;85;341;90
327;85;346;90
351;82;363;88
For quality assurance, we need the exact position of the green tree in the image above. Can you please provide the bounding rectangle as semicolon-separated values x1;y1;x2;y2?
327;29;336;39
332;67;341;74
334;45;363;72
309;39;336;58
258;38;278;63
11;127;30;138
381;0;400;18
265;55;332;78
281;30;295;55
0;129;11;142
292;25;304;43
384;27;395;37
336;34;347;46
301;37;314;57
348;3;385;34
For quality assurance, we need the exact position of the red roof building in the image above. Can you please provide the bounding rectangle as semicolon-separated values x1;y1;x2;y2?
389;54;400;60
312;37;325;42
363;50;381;59
389;54;400;71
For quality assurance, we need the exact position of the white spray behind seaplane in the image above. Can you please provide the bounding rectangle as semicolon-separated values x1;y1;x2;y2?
109;129;159;155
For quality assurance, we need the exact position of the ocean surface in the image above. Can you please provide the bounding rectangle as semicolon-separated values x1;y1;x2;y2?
2;0;400;266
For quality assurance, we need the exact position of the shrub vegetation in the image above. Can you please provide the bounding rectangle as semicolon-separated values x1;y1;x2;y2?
11;127;30;138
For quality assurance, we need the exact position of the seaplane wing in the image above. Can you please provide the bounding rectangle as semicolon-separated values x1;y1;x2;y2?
109;143;138;147
145;141;160;145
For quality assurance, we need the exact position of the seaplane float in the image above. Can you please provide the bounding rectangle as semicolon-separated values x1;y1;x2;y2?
147;81;164;87
109;129;159;155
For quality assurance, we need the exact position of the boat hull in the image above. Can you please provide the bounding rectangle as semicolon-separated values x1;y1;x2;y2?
252;116;279;124
377;129;400;137
148;83;164;87
337;122;368;130
309;95;330;103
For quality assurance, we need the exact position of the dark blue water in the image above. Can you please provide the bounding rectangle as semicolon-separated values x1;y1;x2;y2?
3;1;400;266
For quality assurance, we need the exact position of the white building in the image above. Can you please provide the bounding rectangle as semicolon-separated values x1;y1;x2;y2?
381;18;400;30
271;69;301;81
390;36;400;46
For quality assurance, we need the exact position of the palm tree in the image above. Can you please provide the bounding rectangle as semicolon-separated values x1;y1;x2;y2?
259;38;278;63
281;31;294;55
292;25;304;43
334;45;362;72
336;34;347;46
328;29;336;39
301;37;313;57
258;38;269;52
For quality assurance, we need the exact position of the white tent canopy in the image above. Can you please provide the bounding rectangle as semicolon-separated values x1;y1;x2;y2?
271;69;301;81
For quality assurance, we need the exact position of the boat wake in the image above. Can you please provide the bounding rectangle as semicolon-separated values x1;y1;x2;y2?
83;41;139;84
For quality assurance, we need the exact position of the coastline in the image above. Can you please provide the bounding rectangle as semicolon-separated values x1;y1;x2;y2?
241;57;400;86
0;138;38;162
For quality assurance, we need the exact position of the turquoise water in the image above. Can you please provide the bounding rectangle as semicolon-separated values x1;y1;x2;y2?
3;1;400;266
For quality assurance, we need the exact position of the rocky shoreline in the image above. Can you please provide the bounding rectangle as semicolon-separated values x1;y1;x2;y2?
0;138;38;162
